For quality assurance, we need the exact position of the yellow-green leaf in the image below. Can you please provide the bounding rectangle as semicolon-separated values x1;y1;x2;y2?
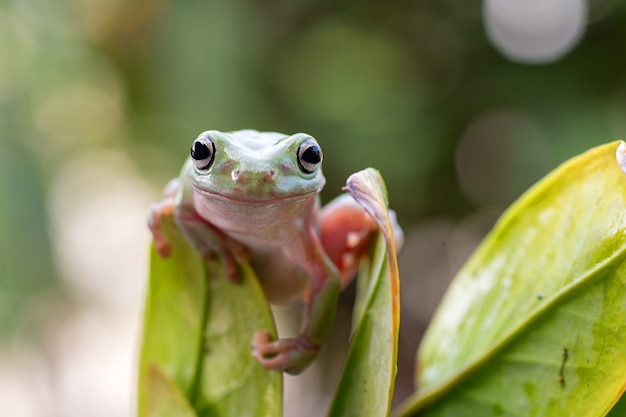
606;393;626;417
137;216;281;417
142;365;198;417
327;168;401;417
396;142;626;417
194;260;282;417
138;218;207;416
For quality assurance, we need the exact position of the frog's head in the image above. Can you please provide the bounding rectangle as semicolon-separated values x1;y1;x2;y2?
188;130;326;202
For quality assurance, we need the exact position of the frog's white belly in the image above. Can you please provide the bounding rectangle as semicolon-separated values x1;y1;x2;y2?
192;190;320;303
242;240;311;303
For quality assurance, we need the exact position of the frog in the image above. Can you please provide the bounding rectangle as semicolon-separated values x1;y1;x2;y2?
148;129;403;375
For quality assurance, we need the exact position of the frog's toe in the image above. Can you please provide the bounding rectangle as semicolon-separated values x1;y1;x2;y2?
219;236;250;266
219;251;242;284
154;240;172;258
147;201;174;258
253;351;292;373
251;332;319;375
251;331;282;358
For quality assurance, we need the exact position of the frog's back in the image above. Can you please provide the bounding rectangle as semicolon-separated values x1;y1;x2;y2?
227;129;287;147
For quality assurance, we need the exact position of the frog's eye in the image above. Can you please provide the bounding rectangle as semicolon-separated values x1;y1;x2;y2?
190;135;216;171
297;138;323;174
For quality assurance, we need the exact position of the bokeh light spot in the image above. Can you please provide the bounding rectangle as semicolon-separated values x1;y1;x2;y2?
484;0;587;64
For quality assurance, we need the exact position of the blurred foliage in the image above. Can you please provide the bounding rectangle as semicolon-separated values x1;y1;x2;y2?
1;0;625;353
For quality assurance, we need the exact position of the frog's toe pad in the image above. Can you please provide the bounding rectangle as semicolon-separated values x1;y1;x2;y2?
251;331;319;375
154;240;172;258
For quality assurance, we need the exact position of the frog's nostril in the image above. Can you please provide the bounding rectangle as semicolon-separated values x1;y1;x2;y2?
232;169;251;185
260;171;274;184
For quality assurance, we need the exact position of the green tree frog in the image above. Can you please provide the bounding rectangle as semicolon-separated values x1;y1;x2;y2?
148;130;403;375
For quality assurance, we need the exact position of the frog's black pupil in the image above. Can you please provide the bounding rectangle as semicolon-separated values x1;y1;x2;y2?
191;141;210;160
302;146;321;164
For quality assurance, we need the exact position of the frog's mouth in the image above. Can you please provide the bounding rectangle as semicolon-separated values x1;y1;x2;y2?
191;185;319;205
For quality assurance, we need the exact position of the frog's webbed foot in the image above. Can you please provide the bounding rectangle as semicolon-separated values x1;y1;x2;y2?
215;235;250;283
251;331;320;375
174;208;249;283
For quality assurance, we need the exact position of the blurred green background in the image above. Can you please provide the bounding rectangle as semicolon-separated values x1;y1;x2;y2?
1;0;625;416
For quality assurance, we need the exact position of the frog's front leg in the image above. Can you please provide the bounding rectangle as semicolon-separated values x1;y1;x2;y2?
252;226;341;375
148;180;248;282
174;206;250;282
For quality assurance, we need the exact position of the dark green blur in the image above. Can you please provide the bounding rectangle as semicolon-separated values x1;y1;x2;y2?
1;0;625;340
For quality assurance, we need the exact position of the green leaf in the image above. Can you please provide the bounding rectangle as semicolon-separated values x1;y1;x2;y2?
137;216;281;417
327;168;401;417
396;142;626;417
194;260;282;417
142;366;199;417
137;218;207;417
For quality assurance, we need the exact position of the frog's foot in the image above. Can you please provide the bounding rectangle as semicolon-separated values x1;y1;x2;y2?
147;179;182;258
217;245;245;284
174;209;249;283
251;331;320;375
147;199;175;258
220;237;251;283
221;234;250;265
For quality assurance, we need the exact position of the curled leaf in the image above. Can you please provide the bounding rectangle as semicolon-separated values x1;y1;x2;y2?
327;168;401;417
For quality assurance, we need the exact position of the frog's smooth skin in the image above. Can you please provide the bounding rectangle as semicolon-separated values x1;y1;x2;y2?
148;129;402;375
